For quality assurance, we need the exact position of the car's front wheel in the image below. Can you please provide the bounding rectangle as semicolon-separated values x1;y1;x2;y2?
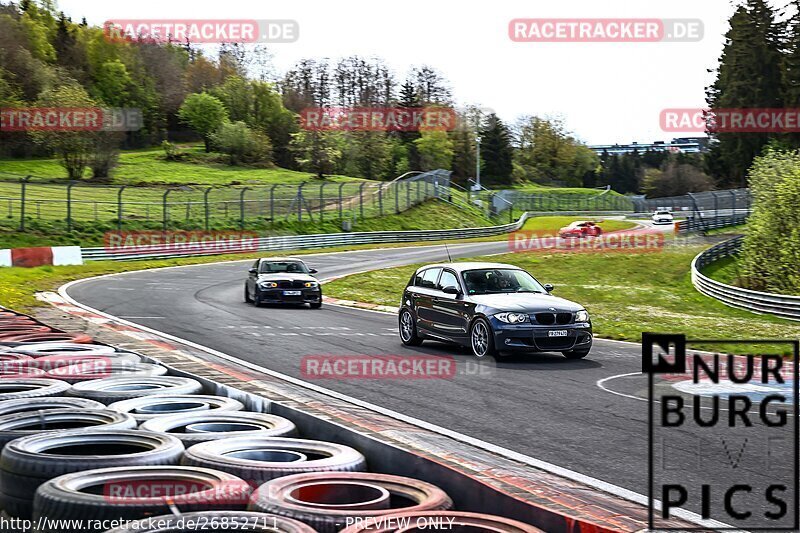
309;301;322;309
244;285;252;303
399;309;423;346
470;318;497;358
253;287;263;307
562;348;590;359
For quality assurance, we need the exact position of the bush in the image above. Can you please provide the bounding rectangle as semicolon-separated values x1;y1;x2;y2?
161;141;186;161
210;121;272;166
739;150;800;294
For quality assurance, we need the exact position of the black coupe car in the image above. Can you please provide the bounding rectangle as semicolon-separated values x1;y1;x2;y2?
244;257;322;308
399;262;592;358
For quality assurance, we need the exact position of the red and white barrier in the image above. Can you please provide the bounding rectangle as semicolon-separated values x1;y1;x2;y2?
0;246;82;268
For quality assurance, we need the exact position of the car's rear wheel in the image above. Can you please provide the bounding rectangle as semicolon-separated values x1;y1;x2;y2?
244;285;252;303
562;348;590;359
399;309;423;346
470;318;497;358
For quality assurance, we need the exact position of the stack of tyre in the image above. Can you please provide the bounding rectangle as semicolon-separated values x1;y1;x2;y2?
0;309;540;532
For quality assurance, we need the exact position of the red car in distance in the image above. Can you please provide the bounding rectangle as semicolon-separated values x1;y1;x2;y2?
558;220;603;238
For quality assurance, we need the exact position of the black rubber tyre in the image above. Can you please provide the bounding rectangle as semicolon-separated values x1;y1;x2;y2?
68;376;203;404
182;436;367;486
0;408;137;449
1;430;184;507
0;491;32;519
248;472;453;533
0;397;106;417
0;378;70;400
33;466;252;531
469;318;497;358
562;348;591;360
140;412;297;445
253;288;263;307
398;309;423;346
309;302;322;309
104;511;317;532
107;395;244;423
45;362;168;384
244;284;253;303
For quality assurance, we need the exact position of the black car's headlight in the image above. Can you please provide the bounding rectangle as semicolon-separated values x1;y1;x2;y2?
575;309;589;322
260;282;278;288
494;312;529;324
304;282;319;288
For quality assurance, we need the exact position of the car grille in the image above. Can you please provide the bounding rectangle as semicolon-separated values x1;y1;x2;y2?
534;337;576;351
277;280;305;289
533;312;572;325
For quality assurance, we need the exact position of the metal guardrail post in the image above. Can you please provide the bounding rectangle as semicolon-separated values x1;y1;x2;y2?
240;187;250;230
297;183;304;222
162;189;172;231
19;176;30;231
66;180;76;232
117;186;126;231
203;187;212;231
269;184;278;228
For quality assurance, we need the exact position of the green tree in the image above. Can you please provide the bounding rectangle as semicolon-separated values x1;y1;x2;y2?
479;113;513;185
290;130;341;179
414;130;454;171
210;121;272;165
92;59;132;106
739;149;800;293
178;93;228;151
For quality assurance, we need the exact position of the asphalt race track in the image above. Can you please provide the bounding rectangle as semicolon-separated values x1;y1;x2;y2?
66;230;795;521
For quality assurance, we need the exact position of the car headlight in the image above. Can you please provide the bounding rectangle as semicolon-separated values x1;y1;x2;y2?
304;282;318;288
260;282;278;288
494;312;529;324
575;309;589;322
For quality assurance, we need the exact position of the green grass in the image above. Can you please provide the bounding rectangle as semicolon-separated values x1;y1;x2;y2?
518;216;635;234
705;223;748;236
0;145;360;186
324;246;800;355
701;255;741;286
0;198;497;248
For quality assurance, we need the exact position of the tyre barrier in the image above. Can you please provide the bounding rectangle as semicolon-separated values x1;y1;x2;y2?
248;472;453;533
140;412;297;444
68;376;204;404
44;362;168;383
0;378;71;400
108;395;244;422
0;408;137;448
338;511;544;532
33;465;253;532
103;510;318;533
182;437;367;486
0;342;117;357
0;429;184;518
0;397;105;416
30;352;143;371
0;307;544;531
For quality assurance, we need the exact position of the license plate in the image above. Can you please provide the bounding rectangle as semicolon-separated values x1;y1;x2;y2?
548;330;568;337
283;290;302;296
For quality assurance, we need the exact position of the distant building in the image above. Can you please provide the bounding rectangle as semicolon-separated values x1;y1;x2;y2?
588;137;708;156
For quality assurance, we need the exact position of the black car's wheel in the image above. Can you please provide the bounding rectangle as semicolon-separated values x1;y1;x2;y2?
244;285;252;303
470;318;497;358
562;348;590;359
399;309;423;346
309;301;322;309
253;287;263;307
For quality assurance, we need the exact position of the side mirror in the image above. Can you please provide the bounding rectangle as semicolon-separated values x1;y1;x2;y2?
248;268;257;274
544;283;554;292
442;286;461;295
309;268;318;274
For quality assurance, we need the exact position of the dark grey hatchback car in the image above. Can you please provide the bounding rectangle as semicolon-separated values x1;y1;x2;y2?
244;257;322;308
399;262;592;358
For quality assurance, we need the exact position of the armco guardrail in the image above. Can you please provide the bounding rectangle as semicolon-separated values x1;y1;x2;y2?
676;211;749;234
691;236;800;321
81;212;532;261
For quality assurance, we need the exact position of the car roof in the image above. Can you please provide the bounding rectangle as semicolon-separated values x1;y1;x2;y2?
258;257;306;263
414;262;523;273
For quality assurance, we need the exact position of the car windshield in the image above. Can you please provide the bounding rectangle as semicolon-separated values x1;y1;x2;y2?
462;268;546;295
656;211;671;215
259;261;308;274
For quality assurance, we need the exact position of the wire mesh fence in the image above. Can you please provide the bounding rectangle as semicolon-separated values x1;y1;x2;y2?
0;170;453;232
631;189;751;214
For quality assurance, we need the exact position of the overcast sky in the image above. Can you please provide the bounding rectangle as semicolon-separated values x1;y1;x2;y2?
57;0;753;145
